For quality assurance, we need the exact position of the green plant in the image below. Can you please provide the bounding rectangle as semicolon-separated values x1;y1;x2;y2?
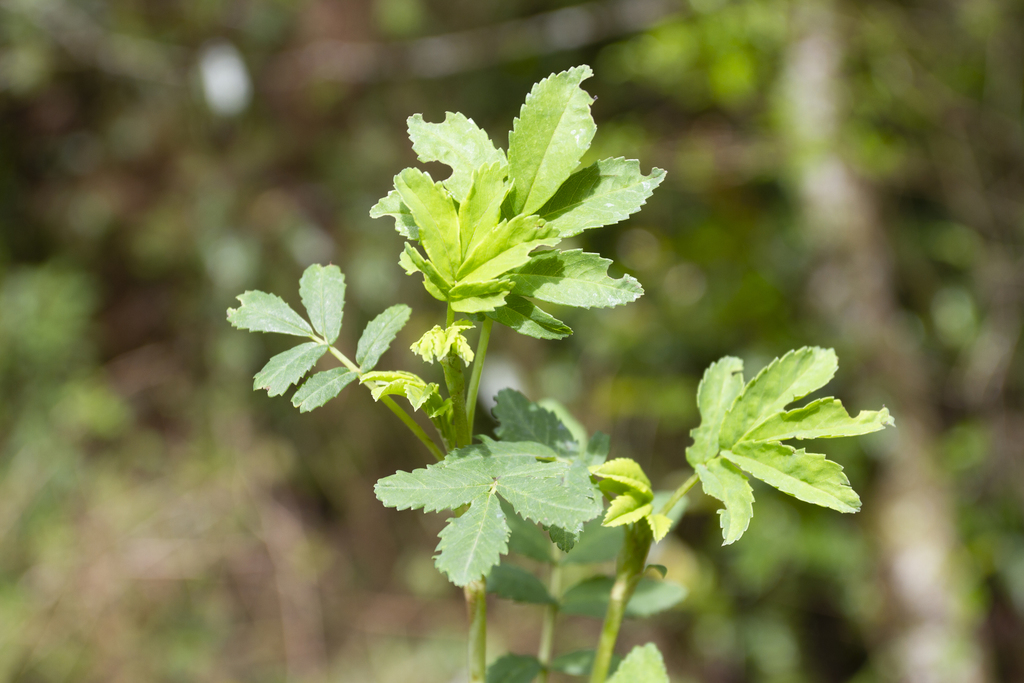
227;66;893;683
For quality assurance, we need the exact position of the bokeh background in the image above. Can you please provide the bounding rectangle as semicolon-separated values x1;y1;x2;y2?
1;0;1022;681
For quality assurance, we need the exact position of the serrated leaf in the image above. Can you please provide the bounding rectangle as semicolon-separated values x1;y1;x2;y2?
495;460;601;530
607;643;669;683
539;158;667;237
537;398;588;448
602;491;653;528
722;442;861;513
503;500;554;563
550;650;621;677
394;168;461;280
374;461;493;514
360;370;437;406
434;491;509;586
486;654;542;683
486;562;555;604
407;112;506;203
449;280;515;313
547;524;581;553
742;398;894;443
563;518;624;564
402;242;452;296
485;295;572;340
646;514;673;542
508;65;596;216
696;457;754;545
590;458;652;495
252;342;326;397
456;215;560;284
370;190;418;239
686;356;744;467
560;576;686;619
720;347;838;447
227;291;314;337
459;162;509;259
493;389;577;456
509;249;643;309
298;264;346;344
291;368;357;412
355;304;411;371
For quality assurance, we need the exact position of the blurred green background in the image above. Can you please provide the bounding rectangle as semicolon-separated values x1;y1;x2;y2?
1;0;1022;681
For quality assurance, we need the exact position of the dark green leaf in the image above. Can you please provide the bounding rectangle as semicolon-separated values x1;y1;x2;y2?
562;519;624;564
493;389;578;455
486;563;555;604
503;501;554;563
486;654;542;683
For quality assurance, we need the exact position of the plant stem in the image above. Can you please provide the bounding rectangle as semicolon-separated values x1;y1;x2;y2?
465;579;488;683
326;345;444;461
537;555;562;683
465;317;493;431
589;525;653;683
659;472;699;516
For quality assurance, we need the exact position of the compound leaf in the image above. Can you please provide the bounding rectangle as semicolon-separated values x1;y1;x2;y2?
509;249;643;309
356;304;412;371
253;342;326;397
434;491;509;586
291;368;357;412
374;460;493;513
486;654;542;683
722;442;861;513
686;356;744;467
607;643;669;683
485;295;572;340
539;158;667;237
496;460;601;531
696;457;754;545
227;291;313;337
720;347;838;447
508;65;596;216
298;264;346;344
407;112;506;203
486;562;555;604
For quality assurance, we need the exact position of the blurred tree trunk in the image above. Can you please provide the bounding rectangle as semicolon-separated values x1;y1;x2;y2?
778;2;989;682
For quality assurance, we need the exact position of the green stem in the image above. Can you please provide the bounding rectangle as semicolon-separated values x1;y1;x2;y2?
465;579;488;683
326;345;444;461
659;472;699;516
537;555;562;683
465;317;493;431
589;525;652;683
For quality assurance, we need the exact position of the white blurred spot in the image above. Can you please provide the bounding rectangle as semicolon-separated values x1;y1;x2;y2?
477;354;527;415
199;41;251;117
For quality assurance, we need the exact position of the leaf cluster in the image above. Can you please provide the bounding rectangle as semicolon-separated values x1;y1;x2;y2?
370;65;664;338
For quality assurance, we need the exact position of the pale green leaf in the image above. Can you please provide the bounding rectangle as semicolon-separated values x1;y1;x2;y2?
485;295;572;340
496;459;602;531
446;437;561;467
449;279;515;313
686;356;744;467
252;342;326;397
590;458;652;495
356;304;411;371
602;491;652;527
374;461;492;514
509;249;643;309
369;190;418;239
508;65;596;216
394;168;461;280
401;242;452;296
227;290;313;337
646;513;673;542
539;158;667;237
486;562;555;604
722;442;861;513
486;654;542;683
550;650;621;677
560;577;686;619
298;264;346;344
742;398;894;443
606;643;670;683
720;347;838;447
291;368;357;412
456;215;560;284
696;457;754;545
459;162;509;259
407;112;506;203
434;491;509;586
493;389;577;456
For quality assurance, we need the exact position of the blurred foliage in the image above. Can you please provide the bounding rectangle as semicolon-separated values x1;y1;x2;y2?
0;0;1022;681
